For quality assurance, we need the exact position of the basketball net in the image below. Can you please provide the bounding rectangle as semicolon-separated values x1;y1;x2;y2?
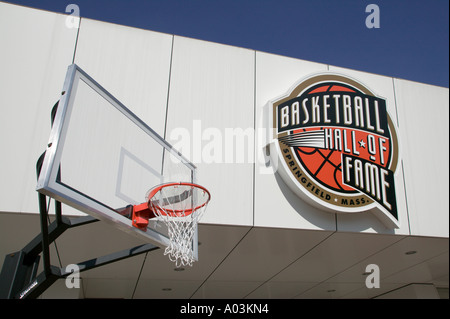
147;183;210;267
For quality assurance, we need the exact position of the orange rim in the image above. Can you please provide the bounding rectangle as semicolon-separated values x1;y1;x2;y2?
147;182;211;217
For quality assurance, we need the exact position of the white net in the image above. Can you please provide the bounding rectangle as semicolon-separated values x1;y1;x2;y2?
147;183;210;267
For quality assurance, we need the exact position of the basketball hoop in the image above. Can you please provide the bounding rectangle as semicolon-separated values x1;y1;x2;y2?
132;182;210;267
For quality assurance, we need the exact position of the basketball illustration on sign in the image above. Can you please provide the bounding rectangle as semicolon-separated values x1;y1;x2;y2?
268;73;400;228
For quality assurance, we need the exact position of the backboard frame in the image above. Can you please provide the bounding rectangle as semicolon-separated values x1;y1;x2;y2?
36;64;198;255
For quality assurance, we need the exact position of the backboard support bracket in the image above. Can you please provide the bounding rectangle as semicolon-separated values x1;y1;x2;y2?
0;103;160;299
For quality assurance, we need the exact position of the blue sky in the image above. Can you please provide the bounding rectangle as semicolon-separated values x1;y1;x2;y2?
3;0;449;87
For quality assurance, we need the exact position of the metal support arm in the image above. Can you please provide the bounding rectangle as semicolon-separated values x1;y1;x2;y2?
12;242;159;299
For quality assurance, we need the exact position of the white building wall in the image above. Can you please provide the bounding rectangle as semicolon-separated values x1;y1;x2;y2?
165;36;255;227
394;79;449;237
0;3;448;239
73;18;173;137
0;3;78;214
